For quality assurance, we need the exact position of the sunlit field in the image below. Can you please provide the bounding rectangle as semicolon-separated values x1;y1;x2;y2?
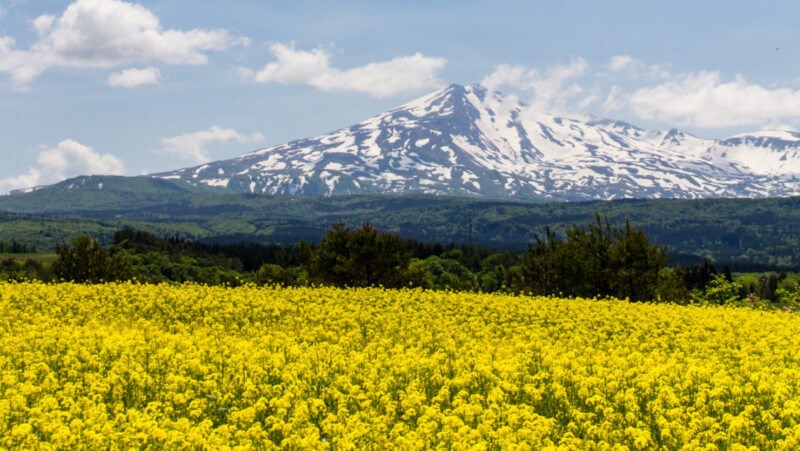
3;282;800;449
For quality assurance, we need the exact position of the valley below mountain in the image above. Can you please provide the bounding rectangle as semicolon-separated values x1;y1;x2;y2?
1;177;799;270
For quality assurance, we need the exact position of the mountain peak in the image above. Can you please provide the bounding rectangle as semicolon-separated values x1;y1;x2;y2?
152;85;800;201
398;83;488;120
442;83;485;95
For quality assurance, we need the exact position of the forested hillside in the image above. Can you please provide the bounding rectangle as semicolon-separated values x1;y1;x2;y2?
2;189;800;269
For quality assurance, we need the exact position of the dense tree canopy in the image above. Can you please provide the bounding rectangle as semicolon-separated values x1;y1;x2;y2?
52;235;114;283
310;222;410;288
14;214;798;307
518;215;668;301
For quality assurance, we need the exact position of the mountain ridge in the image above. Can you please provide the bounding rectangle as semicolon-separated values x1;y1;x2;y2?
151;83;800;201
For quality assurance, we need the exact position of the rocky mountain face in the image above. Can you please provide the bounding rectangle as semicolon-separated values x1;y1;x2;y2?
154;84;800;201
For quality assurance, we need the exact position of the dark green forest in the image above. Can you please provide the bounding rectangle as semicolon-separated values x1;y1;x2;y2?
2;189;800;270
3;217;799;309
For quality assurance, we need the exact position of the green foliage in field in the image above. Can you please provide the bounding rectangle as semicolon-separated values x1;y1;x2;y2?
30;218;789;307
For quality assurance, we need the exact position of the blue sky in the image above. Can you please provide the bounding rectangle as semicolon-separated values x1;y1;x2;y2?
1;0;799;193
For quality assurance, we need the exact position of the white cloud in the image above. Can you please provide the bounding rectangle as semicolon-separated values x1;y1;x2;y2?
602;55;671;81
248;42;330;84
32;14;56;34
240;42;447;98
0;0;247;89
0;36;13;53
0;168;42;194
481;58;588;113
609;55;635;72
602;85;625;111
159;126;265;165
480;56;800;131
624;71;800;128
39;139;126;177
0;139;126;193
108;66;160;87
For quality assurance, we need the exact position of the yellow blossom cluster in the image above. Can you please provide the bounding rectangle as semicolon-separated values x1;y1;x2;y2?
2;282;800;448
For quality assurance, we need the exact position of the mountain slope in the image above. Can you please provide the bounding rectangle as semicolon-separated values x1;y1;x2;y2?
154;84;800;201
3;175;226;214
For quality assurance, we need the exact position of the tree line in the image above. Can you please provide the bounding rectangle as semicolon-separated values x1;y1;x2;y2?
0;239;37;254
2;216;799;307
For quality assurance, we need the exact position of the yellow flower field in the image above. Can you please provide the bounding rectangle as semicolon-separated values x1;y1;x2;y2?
2;282;800;449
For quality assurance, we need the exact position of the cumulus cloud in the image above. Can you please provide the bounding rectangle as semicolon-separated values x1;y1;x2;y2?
609;55;635;72
108;66;160;87
480;55;800;131
602;85;625;111
624;71;800;128
596;56;800;129
0;169;43;194
0;0;247;89
602;55;671;82
159;126;265;165
481;58;589;113
0;139;126;193
239;42;447;98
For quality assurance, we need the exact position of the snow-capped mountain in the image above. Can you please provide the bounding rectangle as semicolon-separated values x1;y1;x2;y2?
154;84;800;201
